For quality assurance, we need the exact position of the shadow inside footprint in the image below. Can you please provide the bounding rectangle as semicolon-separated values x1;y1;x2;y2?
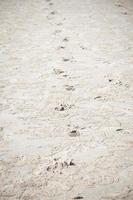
55;104;65;111
63;58;70;62
73;197;84;199
65;85;75;91
58;46;65;49
53;68;69;78
63;37;69;42
69;130;80;137
50;11;56;15
121;11;128;15
55;104;73;111
115;4;123;7
53;68;64;75
94;96;102;100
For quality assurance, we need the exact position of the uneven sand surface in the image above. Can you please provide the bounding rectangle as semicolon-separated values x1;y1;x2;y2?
0;0;133;199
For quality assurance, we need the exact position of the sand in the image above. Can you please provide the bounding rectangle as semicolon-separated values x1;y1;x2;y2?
0;0;133;199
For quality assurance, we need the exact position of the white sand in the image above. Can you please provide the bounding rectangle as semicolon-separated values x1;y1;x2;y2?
0;0;133;199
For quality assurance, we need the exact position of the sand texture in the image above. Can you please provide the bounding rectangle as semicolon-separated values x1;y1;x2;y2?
0;0;133;199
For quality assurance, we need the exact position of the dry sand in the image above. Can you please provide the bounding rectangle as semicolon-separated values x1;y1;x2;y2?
0;0;133;199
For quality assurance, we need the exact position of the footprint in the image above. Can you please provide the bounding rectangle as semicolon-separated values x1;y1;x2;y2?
114;80;122;86
108;79;122;86
73;197;83;200
121;11;128;15
50;11;56;15
65;85;75;91
63;57;74;62
80;46;87;50
53;68;65;75
57;22;63;26
57;46;65;50
0;127;3;132
63;37;69;42
116;128;123;132
69;130;80;137
55;104;65;111
53;68;69;78
53;30;62;35
115;4;123;7
63;58;70;62
55;104;73;111
94;96;102;99
46;159;75;174
49;2;53;6
63;74;68;78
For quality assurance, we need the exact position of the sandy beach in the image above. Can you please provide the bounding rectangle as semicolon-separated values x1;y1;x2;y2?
0;0;133;199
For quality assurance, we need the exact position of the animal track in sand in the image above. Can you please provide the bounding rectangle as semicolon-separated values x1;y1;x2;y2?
57;22;63;26
121;11;129;15
108;79;123;86
0;127;3;132
54;30;62;34
53;68;64;75
94;96;102;100
115;4;123;7
65;85;75;91
63;57;75;63
80;46;87;50
73;196;84;199
45;0;53;5
46;159;76;174
49;2;53;6
63;58;70;62
57;46;65;50
116;128;123;132
69;130;80;137
50;11;57;15
63;37;69;42
55;104;73;111
53;68;69;79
